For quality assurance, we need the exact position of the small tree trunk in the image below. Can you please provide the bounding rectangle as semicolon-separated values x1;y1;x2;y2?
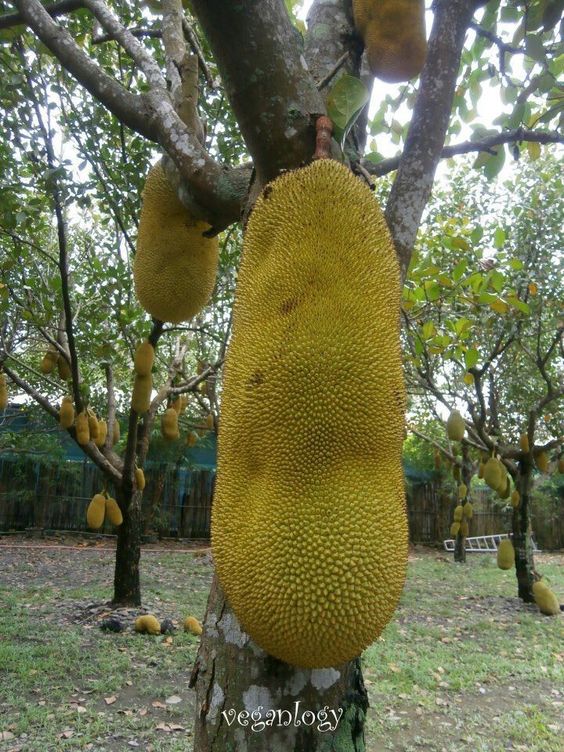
190;575;368;752
454;443;472;563
513;459;536;603
113;488;142;606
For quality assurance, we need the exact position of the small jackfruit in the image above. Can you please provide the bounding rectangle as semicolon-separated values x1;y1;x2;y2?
186;430;198;447
112;420;120;445
88;411;99;441
59;396;75;429
532;581;560;616
534;451;549;473
133;161;219;323
446;410;465;441
95;419;108;448
105;497;123;526
511;489;520;508
75;411;90;445
134;341;154;376
458;483;467;500
450;522;460;537
134;614;161;635
40;348;58;374
86;493;106;529
460;520;469;537
135;467;146;491
161;407;180;441
131;373;153;414
57;356;71;381
483;458;503;492
183;616;203;635
497;539;515;570
498;476;511;500
453;505;463;522
352;0;427;82
519;433;529;453
463;502;473;519
212;159;407;669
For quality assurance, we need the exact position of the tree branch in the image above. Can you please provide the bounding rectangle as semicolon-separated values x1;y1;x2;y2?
190;0;325;187
0;0;83;30
365;128;564;177
384;0;486;279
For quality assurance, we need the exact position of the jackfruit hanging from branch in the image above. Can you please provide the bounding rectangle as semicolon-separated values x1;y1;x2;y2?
133;161;219;324
212;158;408;669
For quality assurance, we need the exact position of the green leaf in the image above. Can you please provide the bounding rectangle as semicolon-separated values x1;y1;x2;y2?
506;294;531;314
452;260;467;282
326;75;370;146
509;258;524;270
465;348;479;369
424;280;441;301
422;321;436;339
493;227;506;248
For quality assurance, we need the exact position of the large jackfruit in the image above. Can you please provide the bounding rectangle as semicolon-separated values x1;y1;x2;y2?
352;0;427;82
57;356;71;382
161;407;180;441
534;451;549;473
212;159;408;669
453;505;463;522
134;614;161;635
497;539;515;570
75;411;90;445
95;419;108;448
132;373;153;414
133;161;219;324
105;497;123;526
532;580;560;616
135;467;146;491
519;433;529;453
40;348;58;374
183;615;203;636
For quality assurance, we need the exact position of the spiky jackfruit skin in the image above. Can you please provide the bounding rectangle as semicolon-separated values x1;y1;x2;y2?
212;159;408;669
458;483;467;500
59;396;75;429
132;374;152;414
352;0;426;82
75;411;90;445
135;467;146;491
483;458;503;492
453;505;463;522
463;502;473;519
460;520;469;537
511;489;520;508
133;162;219;324
40;349;58;374
105;497;123;526
57;356;71;381
446;410;465;441
88;412;99;441
183;616;203;635
532;581;560;616
519;433;530;453
534;451;549;473
134;341;154;376
95;419;107;448
134;614;161;635
497;539;514;570
450;522;460;537
162;408;180;441
86;493;106;529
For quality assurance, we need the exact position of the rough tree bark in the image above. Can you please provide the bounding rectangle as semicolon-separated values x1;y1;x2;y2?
513;458;536;603
190;577;368;752
113;487;143;606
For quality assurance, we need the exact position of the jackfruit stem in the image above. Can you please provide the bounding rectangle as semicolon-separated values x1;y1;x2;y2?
314;116;333;160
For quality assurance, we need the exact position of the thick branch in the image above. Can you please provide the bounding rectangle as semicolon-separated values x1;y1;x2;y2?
365;129;564;177
385;0;484;279
190;0;325;186
0;0;83;29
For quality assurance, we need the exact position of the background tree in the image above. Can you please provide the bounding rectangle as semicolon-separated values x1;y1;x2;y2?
404;155;563;596
0;0;562;750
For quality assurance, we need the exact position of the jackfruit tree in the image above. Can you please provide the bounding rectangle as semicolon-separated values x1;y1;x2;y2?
404;158;562;602
1;0;563;750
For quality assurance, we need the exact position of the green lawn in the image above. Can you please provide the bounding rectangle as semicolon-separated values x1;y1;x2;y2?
0;541;562;751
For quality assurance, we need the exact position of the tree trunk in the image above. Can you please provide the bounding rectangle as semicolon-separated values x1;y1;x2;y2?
190;575;368;752
454;444;472;563
112;487;142;606
513;459;536;603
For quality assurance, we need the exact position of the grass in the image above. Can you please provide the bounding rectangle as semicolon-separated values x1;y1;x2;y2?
0;542;562;751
